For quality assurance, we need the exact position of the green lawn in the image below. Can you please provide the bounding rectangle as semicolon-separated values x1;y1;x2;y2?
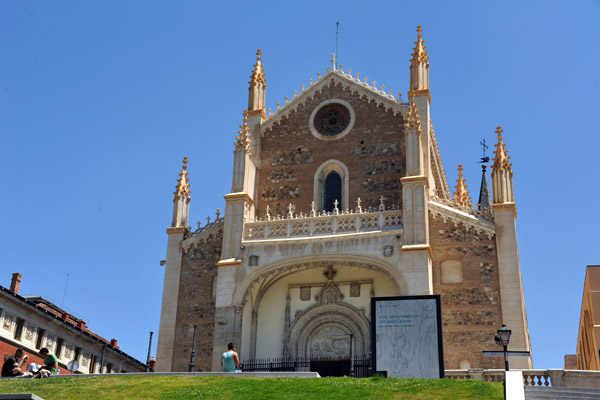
0;374;503;400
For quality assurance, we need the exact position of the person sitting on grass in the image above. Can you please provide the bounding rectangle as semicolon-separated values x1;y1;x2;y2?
33;347;58;379
1;348;31;378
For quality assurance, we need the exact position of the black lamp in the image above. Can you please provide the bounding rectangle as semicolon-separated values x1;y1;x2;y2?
495;324;511;371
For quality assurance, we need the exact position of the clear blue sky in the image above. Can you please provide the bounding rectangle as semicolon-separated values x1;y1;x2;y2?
1;1;599;369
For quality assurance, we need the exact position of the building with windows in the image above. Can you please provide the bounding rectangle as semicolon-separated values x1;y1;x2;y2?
0;273;147;374
156;27;532;372
573;265;600;370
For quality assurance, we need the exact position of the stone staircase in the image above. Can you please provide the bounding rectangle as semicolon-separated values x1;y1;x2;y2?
525;386;600;399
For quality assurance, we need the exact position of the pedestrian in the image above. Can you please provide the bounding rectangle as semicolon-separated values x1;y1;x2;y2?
1;348;30;377
221;342;240;372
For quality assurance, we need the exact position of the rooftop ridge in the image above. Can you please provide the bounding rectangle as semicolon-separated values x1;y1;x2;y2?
261;69;407;134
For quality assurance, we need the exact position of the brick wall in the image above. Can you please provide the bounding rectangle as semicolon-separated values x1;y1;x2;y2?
257;83;405;218
170;224;223;372
430;214;504;369
0;339;73;375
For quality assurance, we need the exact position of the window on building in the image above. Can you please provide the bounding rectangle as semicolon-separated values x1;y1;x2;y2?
74;347;81;362
459;359;471;369
14;318;25;341
55;338;63;358
36;328;45;349
324;171;342;212
89;354;96;373
441;260;463;284
106;363;113;374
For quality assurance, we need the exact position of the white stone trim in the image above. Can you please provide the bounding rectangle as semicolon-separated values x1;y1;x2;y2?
308;99;355;141
313;159;350;211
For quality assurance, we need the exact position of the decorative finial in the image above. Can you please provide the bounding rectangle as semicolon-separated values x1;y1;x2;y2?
317;72;322;78
234;110;251;154
257;48;262;60
311;201;316;217
356;198;362;213
410;25;430;95
216;208;221;219
266;205;271;221
333;199;339;215
416;25;423;38
496;126;503;139
379;196;385;211
326;66;330;72
331;53;336;69
173;156;191;201
284;96;289;103
453;164;472;208
288;203;294;218
206;216;211;225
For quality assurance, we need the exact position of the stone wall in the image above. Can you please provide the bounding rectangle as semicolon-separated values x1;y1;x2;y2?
257;83;405;218
171;224;223;372
430;214;504;369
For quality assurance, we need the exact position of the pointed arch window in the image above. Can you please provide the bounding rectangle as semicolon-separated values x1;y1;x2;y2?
314;160;350;212
324;172;342;212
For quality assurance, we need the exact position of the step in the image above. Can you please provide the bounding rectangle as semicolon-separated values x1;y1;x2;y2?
525;386;600;400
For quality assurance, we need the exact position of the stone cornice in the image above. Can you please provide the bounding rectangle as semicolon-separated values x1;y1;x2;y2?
224;192;254;205
216;258;242;267
260;71;407;135
166;227;187;234
429;201;496;238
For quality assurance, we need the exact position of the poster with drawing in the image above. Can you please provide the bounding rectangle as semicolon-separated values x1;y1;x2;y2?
371;295;444;379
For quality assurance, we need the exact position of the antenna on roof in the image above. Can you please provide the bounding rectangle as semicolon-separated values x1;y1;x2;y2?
335;22;339;70
61;272;70;307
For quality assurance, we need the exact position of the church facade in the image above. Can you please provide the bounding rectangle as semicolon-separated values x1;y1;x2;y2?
156;27;532;372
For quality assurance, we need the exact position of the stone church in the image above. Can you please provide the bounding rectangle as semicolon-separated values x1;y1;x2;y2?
156;27;532;372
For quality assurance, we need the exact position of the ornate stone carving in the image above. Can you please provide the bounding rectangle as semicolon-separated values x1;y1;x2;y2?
300;286;311;301
64;345;73;358
234;305;244;314
24;325;33;341
249;255;259;266
46;336;54;348
81;353;89;366
350;283;361;297
309;327;350;357
3;314;13;330
383;245;393;257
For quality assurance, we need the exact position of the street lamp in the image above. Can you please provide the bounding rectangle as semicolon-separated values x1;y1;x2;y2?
495;325;511;371
189;325;197;372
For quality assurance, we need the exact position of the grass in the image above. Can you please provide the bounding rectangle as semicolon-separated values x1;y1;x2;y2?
0;374;503;400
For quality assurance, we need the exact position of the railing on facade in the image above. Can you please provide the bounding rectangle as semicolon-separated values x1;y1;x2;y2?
444;369;506;382
446;369;600;389
243;206;402;241
240;356;373;378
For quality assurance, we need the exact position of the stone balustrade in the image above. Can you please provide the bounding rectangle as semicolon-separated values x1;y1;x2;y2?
445;369;600;389
243;209;403;240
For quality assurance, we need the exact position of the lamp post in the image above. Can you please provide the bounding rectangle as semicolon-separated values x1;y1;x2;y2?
188;325;197;372
349;333;355;377
146;331;154;372
495;324;512;371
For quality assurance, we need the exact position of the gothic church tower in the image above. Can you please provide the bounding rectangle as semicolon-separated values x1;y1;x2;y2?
156;27;532;372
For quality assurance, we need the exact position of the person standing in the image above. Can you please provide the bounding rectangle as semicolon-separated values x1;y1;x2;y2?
1;348;30;377
221;343;240;372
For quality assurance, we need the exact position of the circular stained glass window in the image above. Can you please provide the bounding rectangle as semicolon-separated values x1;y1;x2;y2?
314;103;351;136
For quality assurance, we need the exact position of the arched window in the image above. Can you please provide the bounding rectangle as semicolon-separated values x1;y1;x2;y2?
324;171;342;212
314;160;350;212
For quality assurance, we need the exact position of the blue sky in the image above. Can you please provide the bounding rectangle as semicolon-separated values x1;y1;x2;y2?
1;1;599;369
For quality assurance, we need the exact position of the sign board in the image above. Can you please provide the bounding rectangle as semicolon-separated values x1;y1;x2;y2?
371;295;444;379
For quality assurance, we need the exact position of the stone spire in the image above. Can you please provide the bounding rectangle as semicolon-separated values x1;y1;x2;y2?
234;110;251;155
171;156;191;228
404;95;424;176
478;163;492;211
248;49;266;113
491;126;515;204
453;164;472;207
409;25;430;100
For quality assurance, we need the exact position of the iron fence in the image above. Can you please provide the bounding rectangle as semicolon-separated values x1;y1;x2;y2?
240;356;373;378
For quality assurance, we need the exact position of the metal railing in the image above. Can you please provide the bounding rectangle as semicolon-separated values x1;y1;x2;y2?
240;356;373;378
